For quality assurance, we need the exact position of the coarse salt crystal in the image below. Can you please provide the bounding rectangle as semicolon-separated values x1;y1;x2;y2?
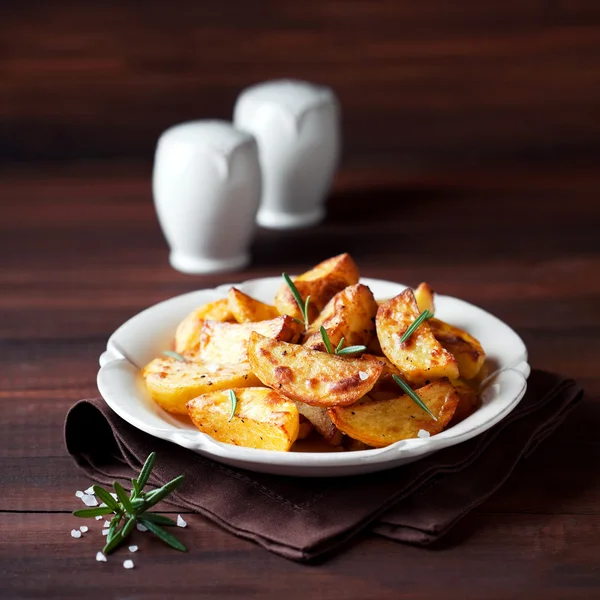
95;515;103;521
358;371;368;381
75;490;84;498
123;559;134;569
102;528;110;536
81;494;98;507
103;520;111;527
136;523;148;532
417;429;431;439
110;492;118;500
71;529;82;539
177;515;187;528
84;486;95;495
79;525;89;533
128;545;138;553
96;552;107;562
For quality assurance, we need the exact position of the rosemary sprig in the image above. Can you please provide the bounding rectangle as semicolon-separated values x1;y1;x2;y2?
282;273;311;329
320;327;367;357
73;452;187;554
392;374;438;422
400;309;433;343
163;350;186;361
228;389;238;422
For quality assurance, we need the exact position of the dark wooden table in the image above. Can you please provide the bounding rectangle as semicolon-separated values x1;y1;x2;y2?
1;163;598;599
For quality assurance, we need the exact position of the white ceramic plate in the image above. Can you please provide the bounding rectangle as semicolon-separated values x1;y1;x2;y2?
97;277;529;477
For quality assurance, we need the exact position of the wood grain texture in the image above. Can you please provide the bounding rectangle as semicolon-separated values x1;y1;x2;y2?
0;164;599;597
1;1;600;166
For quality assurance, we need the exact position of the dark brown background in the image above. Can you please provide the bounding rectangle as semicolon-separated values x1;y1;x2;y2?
2;0;600;167
1;2;600;598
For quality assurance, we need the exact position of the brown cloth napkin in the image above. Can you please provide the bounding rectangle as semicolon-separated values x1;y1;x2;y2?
65;370;582;562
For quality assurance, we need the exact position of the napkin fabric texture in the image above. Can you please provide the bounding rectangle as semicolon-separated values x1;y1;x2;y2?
65;370;582;562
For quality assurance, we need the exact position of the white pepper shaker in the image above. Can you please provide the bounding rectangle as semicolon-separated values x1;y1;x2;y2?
152;120;261;274
233;79;340;229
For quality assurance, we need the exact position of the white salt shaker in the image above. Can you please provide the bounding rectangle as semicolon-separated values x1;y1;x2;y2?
234;79;340;229
153;120;261;274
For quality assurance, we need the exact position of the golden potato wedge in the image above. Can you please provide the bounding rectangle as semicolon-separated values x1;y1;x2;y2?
228;287;279;323
362;354;403;395
142;357;261;415
376;289;459;386
294;401;343;445
297;416;314;440
328;379;459;447
248;332;384;407
187;387;299;451
274;253;360;323
302;283;378;352
428;318;485;380
448;379;481;426
196;315;303;366
414;282;435;314
175;299;234;354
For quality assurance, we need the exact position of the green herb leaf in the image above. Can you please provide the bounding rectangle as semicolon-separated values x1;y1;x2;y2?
303;295;311;328
141;475;185;511
228;389;238;422
320;326;333;354
137;452;156;491
335;337;346;354
392;374;438;421
93;485;121;512
335;345;367;356
139;519;187;552
72;506;115;518
138;512;177;526
282;273;310;329
113;482;134;514
107;515;121;544
103;530;124;555
163;350;186;361
400;309;433;343
121;515;137;538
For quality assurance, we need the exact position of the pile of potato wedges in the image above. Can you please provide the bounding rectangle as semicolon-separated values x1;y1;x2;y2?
142;253;486;452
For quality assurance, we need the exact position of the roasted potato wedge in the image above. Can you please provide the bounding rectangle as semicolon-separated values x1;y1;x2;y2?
302;283;378;351
376;289;459;386
448;379;481;426
187;387;299;451
294;401;343;445
274;253;360;323
428;318;485;380
175;299;234;354
196;315;303;365
328;379;459;447
414;282;435;314
142;357;260;415
228;287;279;323
297;416;314;440
248;332;384;407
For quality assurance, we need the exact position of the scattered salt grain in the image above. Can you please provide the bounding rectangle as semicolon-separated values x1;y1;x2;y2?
75;490;84;498
110;492;118;500
176;515;187;528
96;552;107;562
81;494;98;507
71;529;82;539
102;528;110;536
84;486;95;495
95;516;103;521
417;429;431;439
136;523;148;532
123;559;134;569
358;371;368;381
128;545;138;553
103;520;111;527
79;525;89;533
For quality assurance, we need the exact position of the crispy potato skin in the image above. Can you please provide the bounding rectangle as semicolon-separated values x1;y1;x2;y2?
376;289;459;386
428;318;485;380
302;283;378;352
293;401;343;444
328;379;459;447
175;299;234;354
142;357;260;415
248;332;383;407
448;379;481;426
187;387;299;451
414;282;435;314
196;315;303;365
274;253;360;323
228;287;280;323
